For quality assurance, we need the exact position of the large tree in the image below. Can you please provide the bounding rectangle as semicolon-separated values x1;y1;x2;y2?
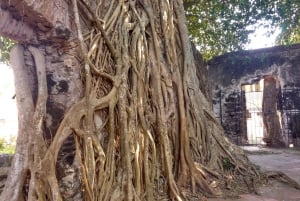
0;0;261;200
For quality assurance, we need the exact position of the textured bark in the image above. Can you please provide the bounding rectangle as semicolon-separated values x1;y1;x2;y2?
1;0;262;200
2;45;32;201
262;76;285;147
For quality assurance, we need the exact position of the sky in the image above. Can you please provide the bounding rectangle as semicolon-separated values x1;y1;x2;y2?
0;63;18;141
246;25;281;50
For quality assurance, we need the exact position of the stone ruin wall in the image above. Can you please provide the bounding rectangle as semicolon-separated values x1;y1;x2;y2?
208;44;300;147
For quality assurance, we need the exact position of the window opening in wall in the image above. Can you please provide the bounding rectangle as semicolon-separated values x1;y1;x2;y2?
242;79;265;145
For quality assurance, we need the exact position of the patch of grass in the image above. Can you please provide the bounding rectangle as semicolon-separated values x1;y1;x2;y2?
0;137;16;154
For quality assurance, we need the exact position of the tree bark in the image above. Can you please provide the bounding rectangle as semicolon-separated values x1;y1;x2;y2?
262;76;285;147
1;0;262;200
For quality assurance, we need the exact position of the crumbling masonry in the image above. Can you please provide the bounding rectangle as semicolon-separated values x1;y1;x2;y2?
208;44;300;147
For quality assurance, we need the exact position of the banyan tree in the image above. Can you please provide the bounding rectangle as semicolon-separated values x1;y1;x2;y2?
0;0;263;200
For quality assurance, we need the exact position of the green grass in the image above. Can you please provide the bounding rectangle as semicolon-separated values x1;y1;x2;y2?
0;137;16;154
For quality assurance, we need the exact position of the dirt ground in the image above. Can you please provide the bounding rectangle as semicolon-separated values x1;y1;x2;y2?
209;146;300;201
1;147;300;200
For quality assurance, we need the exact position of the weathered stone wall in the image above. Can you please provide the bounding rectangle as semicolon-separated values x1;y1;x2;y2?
208;44;300;146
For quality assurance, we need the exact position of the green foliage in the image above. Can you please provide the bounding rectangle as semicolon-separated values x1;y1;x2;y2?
184;0;256;60
0;137;16;154
0;1;299;62
274;1;300;45
0;37;15;64
183;0;300;60
222;157;235;171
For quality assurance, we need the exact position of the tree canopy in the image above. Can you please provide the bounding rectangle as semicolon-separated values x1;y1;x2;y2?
0;37;15;64
1;1;300;62
184;0;300;60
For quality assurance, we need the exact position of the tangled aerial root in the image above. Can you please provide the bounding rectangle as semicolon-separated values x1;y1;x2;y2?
266;171;300;190
1;0;267;201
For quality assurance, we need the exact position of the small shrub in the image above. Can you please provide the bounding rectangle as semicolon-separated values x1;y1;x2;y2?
222;157;235;171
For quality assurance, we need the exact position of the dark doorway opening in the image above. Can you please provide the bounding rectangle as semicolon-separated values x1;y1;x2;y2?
281;88;300;147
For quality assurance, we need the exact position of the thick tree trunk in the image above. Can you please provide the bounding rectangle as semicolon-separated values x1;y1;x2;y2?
1;0;261;200
262;76;285;147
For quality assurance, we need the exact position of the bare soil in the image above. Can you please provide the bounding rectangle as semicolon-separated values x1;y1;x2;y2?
1;147;300;200
209;146;300;201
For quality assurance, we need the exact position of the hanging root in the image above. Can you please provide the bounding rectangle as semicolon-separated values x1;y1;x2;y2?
3;0;264;201
266;171;300;190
